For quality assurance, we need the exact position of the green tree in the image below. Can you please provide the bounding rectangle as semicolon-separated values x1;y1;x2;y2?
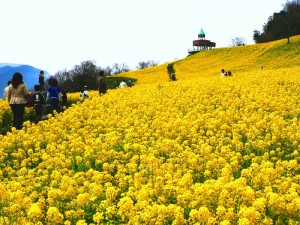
253;0;300;43
71;61;99;90
53;61;101;92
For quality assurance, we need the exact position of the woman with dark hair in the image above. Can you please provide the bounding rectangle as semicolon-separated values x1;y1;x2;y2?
7;72;28;130
46;77;62;114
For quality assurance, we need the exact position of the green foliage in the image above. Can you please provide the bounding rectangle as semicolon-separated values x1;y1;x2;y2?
0;110;13;132
254;0;300;43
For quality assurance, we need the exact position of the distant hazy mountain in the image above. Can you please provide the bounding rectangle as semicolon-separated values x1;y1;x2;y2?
0;64;50;99
0;63;22;68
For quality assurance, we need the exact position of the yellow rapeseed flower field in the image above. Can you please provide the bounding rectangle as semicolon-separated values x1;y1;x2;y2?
0;35;300;224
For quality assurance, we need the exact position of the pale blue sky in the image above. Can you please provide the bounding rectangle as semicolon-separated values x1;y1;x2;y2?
0;0;284;74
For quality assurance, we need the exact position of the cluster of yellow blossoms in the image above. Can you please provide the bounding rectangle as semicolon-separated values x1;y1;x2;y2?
0;36;300;224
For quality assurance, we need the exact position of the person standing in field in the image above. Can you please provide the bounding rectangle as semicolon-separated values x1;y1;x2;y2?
7;72;28;130
38;70;45;91
33;84;46;124
3;80;12;100
81;85;89;100
221;69;226;77
46;77;62;114
97;70;107;96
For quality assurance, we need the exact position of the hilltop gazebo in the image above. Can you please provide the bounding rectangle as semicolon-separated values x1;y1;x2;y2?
188;28;216;55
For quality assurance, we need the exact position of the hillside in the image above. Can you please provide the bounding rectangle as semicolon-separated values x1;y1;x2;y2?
121;35;300;84
1;35;300;224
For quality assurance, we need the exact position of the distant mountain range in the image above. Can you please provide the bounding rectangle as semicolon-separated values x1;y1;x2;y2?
0;64;50;99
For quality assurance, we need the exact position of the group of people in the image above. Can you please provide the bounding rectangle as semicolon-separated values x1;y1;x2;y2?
4;69;130;130
3;71;68;130
220;69;233;77
118;79;133;88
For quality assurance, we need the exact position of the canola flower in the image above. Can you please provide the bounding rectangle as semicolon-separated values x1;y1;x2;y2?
0;36;300;224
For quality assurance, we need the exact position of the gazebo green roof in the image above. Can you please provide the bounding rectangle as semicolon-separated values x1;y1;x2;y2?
199;28;205;36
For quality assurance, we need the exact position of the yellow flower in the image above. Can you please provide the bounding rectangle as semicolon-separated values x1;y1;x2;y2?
46;206;64;224
76;193;90;206
27;203;43;221
252;197;266;213
76;220;88;225
93;212;104;223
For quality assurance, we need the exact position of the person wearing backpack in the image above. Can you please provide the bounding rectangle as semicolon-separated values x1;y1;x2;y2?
46;77;62;114
33;84;46;123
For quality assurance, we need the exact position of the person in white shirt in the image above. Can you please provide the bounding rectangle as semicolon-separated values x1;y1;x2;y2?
3;80;12;99
81;86;89;99
119;80;127;88
221;69;226;77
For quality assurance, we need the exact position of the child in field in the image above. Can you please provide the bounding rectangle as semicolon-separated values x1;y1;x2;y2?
33;84;46;123
81;86;89;100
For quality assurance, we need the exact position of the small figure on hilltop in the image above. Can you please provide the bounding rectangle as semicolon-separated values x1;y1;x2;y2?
167;63;176;81
38;71;45;91
97;70;108;96
81;86;89;100
119;80;127;88
33;84;46;124
227;71;232;76
7;72;29;130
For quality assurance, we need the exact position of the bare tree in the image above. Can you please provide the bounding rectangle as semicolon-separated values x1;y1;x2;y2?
136;60;158;69
230;37;246;46
111;63;130;75
105;66;113;76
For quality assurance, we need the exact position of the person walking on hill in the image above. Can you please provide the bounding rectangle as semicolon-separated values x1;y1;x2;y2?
46;77;62;114
33;84;46;123
7;72;29;130
97;70;107;96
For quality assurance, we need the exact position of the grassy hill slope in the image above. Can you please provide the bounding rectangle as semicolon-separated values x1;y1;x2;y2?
1;35;300;224
121;35;300;84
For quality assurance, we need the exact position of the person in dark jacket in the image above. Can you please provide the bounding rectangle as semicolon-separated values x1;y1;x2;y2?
33;84;46;123
38;71;45;91
46;77;62;114
97;70;107;96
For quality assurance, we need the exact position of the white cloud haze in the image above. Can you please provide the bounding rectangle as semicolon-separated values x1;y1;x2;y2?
0;0;284;74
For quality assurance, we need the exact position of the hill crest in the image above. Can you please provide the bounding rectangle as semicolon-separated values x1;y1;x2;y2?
121;35;300;84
